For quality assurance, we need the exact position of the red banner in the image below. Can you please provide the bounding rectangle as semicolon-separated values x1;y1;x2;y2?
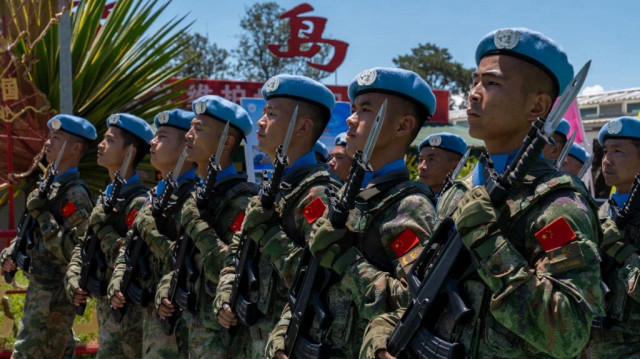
174;78;449;124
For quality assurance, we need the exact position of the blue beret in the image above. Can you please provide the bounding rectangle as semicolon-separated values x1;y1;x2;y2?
313;141;329;162
598;116;640;145
106;113;154;144
418;132;467;156
47;114;97;141
334;132;347;146
476;28;574;94
555;118;570;137
348;67;436;118
154;109;194;132
192;95;253;136
568;143;590;164
262;74;335;115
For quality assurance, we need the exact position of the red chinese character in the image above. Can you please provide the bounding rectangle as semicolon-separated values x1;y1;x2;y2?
268;3;348;73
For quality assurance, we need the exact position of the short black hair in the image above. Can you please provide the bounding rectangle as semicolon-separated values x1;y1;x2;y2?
293;99;330;144
553;132;567;149
119;130;150;167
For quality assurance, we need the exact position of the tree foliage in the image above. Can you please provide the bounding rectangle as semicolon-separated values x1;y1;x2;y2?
231;2;330;81
172;32;230;79
393;43;473;109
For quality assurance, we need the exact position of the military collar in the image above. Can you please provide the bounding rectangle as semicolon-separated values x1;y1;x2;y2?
105;173;141;198
610;191;630;209
155;168;196;196
361;158;406;188
472;149;519;187
283;150;317;176
54;167;78;182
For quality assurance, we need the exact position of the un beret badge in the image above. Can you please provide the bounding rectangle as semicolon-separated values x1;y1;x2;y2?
50;118;62;130
494;29;520;50
357;69;377;86
107;114;119;126
157;112;170;124
607;120;622;135
265;77;280;92
428;135;442;147
195;101;207;115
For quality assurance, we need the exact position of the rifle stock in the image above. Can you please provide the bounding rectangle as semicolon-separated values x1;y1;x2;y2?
112;230;151;323
4;211;35;283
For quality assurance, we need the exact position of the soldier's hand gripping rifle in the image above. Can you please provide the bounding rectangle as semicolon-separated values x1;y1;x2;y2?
555;131;576;170
225;106;299;342
113;147;189;322
387;61;591;358
161;122;229;335
284;100;388;359
4;142;66;283
75;145;134;316
439;148;471;197
610;172;640;229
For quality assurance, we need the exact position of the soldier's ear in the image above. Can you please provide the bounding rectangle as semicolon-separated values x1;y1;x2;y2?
395;114;416;138
528;92;553;121
296;116;314;137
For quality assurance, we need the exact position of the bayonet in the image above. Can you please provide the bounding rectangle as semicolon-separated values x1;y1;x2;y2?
451;148;470;181
117;144;134;182
38;141;67;198
169;147;188;188
362;99;387;164
53;141;67;172
555;131;576;170
214;121;229;167
281;105;298;160
151;147;189;218
542;61;591;137
196;121;230;209
577;159;591;179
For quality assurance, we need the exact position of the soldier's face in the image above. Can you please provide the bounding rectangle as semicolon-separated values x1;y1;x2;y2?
562;156;583;176
418;147;459;191
346;92;388;156
602;138;640;192
467;55;536;153
328;145;352;182
185;114;222;164
149;126;187;175
44;130;75;164
257;98;293;158
97;127;128;172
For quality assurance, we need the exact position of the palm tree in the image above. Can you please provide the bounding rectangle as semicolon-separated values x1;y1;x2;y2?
9;0;192;191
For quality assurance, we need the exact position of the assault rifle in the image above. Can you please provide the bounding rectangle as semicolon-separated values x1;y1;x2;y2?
114;147;188;322
75;145;134;315
387;61;591;358
4;142;66;283
284;99;388;358
161;122;229;335
226;106;298;342
611;172;640;229
439;148;471;197
555;131;576;170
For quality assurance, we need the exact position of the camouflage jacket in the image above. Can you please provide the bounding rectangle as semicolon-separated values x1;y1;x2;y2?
65;177;148;301
108;177;196;299
265;169;436;358
155;174;257;328
214;164;341;337
596;200;640;335
1;171;93;289
362;159;605;359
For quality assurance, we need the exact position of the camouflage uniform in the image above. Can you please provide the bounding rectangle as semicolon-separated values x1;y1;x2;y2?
65;174;147;359
1;170;93;358
214;162;340;359
266;166;436;358
361;158;605;359
155;172;257;358
588;200;640;358
109;172;196;359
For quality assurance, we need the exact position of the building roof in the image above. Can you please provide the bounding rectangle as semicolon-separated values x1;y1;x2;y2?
578;87;640;106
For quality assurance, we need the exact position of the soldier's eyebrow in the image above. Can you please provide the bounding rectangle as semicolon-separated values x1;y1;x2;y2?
472;70;506;80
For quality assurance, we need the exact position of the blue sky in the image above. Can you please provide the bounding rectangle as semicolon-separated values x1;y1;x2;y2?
156;0;640;95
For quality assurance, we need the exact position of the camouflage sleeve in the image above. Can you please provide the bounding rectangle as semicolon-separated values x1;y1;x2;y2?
614;252;640;303
435;177;472;225
265;304;291;359
212;230;243;314
155;271;172;309
359;307;404;359
103;195;145;267
0;237;17;266
268;184;330;288
41;184;93;264
108;229;133;299
134;204;173;268
481;189;604;358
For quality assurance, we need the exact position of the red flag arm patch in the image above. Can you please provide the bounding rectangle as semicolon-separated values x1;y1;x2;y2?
534;217;577;251
303;197;326;224
230;212;245;233
391;228;420;258
125;209;139;228
61;201;78;218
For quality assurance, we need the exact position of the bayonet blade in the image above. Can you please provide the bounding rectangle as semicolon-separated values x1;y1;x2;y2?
362;98;388;163
214;122;230;167
118;144;134;183
281;105;298;158
53;141;67;170
170;147;189;185
451;148;471;180
577;160;591;179
555;131;576;170
543;60;591;137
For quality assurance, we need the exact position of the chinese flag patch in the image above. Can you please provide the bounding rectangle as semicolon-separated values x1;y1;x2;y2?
230;212;245;233
390;228;420;258
534;217;577;251
61;201;77;218
303;197;326;224
125;209;138;228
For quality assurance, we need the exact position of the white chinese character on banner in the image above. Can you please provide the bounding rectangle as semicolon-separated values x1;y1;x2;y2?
187;83;213;99
220;84;247;104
